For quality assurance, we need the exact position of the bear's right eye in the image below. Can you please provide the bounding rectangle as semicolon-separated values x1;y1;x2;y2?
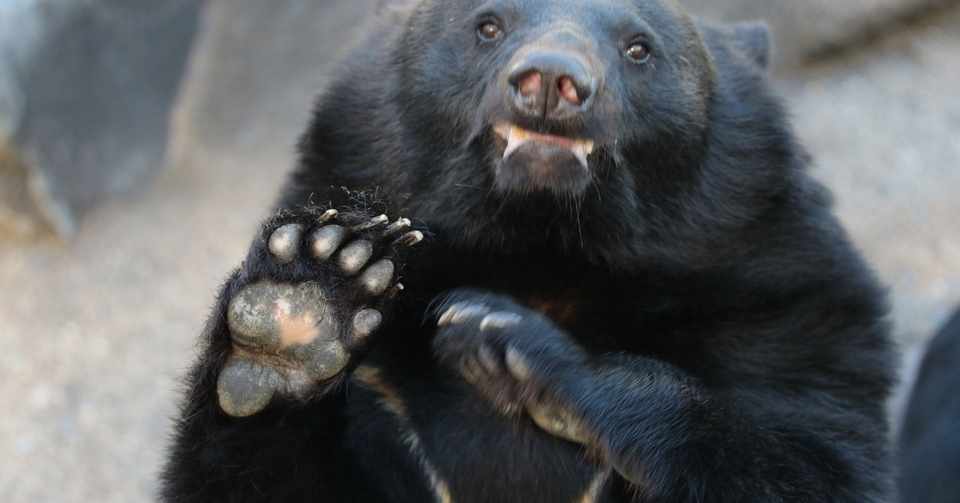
477;21;503;42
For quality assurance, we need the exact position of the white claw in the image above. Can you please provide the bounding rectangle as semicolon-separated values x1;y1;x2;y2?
353;214;389;232
396;230;424;247
387;283;405;299
438;305;459;326
505;346;532;381
384;218;412;237
477;344;500;374
479;312;523;331
461;358;482;384
438;302;488;326
318;209;339;223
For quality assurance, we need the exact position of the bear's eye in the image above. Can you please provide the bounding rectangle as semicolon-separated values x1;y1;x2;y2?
625;42;651;64
477;21;503;42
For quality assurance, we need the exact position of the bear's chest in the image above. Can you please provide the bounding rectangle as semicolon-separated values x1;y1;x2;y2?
345;362;613;503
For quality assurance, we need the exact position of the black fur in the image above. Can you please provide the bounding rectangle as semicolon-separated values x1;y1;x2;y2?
898;307;960;503
163;0;895;501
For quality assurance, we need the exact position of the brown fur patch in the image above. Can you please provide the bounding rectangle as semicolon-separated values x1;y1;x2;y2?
524;293;581;326
578;469;611;503
353;365;453;503
353;365;410;419
274;299;321;347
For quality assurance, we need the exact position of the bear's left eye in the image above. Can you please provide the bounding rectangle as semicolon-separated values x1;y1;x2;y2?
625;42;652;64
477;21;503;42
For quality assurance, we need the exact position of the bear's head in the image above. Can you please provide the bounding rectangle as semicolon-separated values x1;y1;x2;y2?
374;0;784;263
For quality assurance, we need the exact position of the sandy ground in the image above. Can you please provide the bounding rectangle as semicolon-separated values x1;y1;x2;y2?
1;8;958;503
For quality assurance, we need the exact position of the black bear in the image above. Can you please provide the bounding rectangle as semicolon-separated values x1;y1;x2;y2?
162;0;896;501
898;307;960;503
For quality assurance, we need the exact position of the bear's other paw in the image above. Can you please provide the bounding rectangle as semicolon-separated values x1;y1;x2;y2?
432;291;591;443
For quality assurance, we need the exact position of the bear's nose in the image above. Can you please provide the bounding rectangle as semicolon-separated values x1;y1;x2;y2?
507;51;596;120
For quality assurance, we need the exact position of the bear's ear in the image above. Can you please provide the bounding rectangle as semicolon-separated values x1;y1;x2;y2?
730;21;772;70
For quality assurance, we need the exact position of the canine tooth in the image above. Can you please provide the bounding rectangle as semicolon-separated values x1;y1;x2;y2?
493;123;512;139
503;126;528;160
572;142;591;170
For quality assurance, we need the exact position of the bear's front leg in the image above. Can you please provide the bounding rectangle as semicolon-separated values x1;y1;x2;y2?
432;291;717;498
162;206;422;502
431;291;596;444
432;290;881;502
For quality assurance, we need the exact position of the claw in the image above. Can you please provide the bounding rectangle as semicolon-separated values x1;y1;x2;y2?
311;225;347;260
352;214;389;232
318;209;339;224
477;344;501;374
527;401;590;444
505;346;532;381
387;282;405;299
479;312;523;331
383;218;412;237
438;303;490;326
461;357;483;384
268;224;303;263
395;230;424;247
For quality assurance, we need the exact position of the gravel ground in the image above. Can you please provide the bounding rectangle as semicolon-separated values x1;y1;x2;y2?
1;8;958;503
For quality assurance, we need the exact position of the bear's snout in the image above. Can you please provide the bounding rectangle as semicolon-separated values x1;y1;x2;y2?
507;50;598;121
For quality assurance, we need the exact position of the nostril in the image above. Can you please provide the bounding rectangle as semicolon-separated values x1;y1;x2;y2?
557;76;582;106
516;71;542;99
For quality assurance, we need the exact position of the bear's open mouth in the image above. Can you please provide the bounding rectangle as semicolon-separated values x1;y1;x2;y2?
493;123;595;169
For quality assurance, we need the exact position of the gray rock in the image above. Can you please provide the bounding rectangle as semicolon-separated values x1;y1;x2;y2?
1;68;21;145
1;0;203;237
785;7;960;345
169;0;381;165
680;0;956;69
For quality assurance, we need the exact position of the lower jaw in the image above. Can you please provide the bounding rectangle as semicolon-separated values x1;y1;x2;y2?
494;153;593;197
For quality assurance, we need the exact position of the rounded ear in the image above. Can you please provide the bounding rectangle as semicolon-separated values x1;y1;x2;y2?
731;21;772;70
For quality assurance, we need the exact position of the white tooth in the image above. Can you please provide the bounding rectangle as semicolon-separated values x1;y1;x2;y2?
572;143;590;169
503;126;527;160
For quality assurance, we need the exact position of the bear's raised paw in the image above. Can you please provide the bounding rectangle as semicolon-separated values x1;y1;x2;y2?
217;209;422;417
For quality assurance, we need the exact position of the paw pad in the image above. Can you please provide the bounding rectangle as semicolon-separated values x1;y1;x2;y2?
216;209;422;417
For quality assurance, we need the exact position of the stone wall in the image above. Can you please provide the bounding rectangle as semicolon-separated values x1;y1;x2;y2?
681;0;959;68
0;0;203;237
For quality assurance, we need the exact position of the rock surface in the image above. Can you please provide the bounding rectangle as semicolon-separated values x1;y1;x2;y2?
170;0;380;165
680;0;959;68
791;8;960;344
0;0;203;237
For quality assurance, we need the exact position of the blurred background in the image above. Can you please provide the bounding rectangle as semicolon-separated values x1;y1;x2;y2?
0;0;958;501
